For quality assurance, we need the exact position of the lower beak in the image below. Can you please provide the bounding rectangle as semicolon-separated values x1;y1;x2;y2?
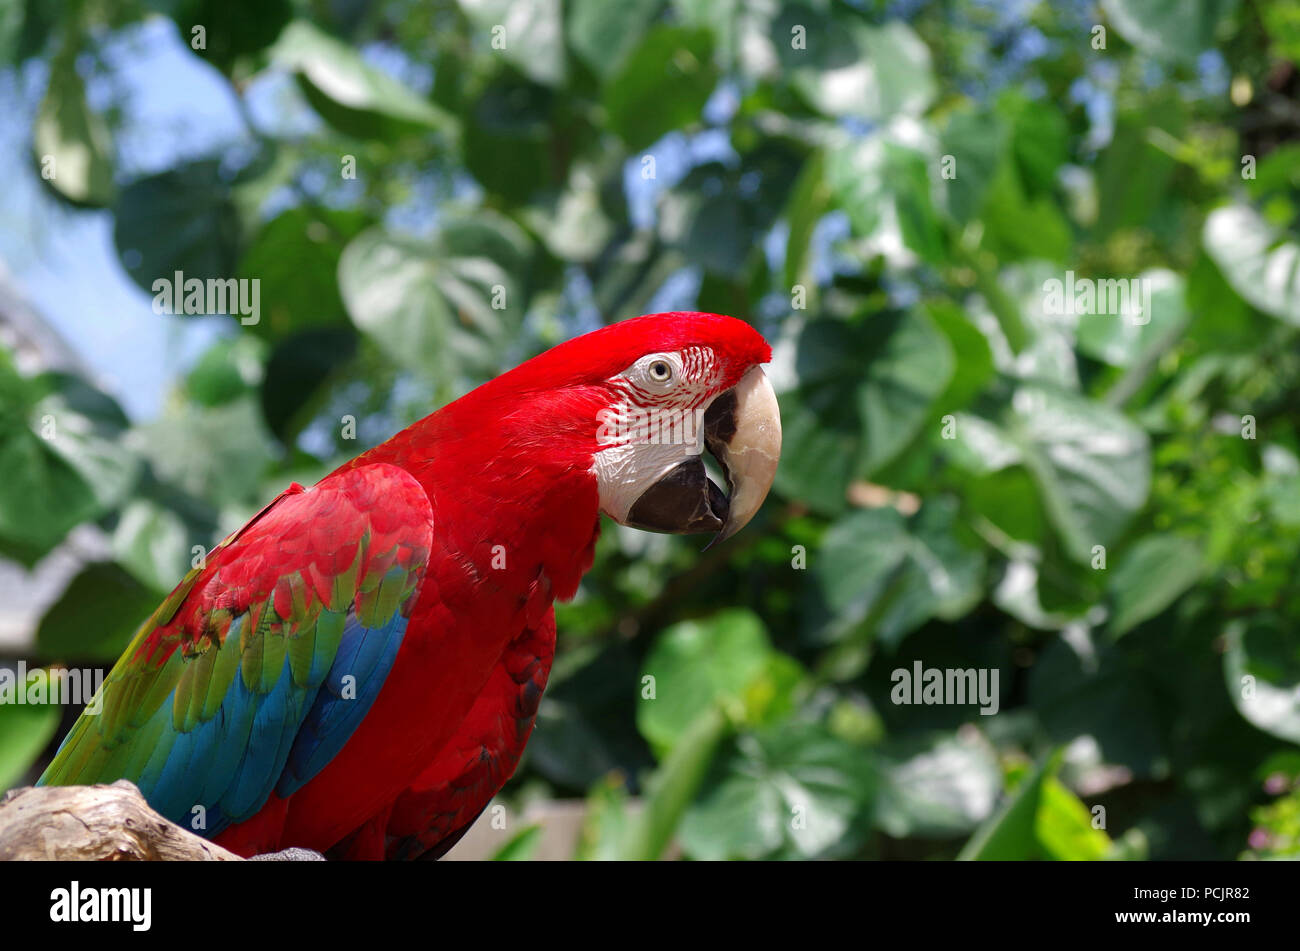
623;366;782;545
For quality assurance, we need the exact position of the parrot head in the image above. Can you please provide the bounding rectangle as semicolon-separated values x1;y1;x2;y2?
588;315;780;546
485;311;782;546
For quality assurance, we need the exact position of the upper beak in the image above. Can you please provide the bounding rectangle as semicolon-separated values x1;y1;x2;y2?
623;366;782;546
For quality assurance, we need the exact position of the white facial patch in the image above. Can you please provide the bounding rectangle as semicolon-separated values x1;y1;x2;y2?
591;347;719;523
593;410;707;522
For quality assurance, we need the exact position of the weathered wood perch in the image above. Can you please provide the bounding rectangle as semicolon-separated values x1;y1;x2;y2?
0;780;243;861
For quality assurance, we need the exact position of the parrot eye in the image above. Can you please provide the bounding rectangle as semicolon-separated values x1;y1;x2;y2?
648;360;673;383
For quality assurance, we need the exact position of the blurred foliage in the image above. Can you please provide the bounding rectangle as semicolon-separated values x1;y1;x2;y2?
1;0;1299;860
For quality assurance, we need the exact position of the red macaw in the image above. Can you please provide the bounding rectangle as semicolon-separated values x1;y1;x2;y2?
38;312;781;859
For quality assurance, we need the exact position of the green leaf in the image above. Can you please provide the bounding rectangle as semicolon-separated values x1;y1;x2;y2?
1100;0;1238;62
440;210;534;278
683;193;749;276
979;160;1071;263
462;75;556;204
521;168;614;263
775;310;954;512
135;396;276;509
1225;618;1300;745
0;2;28;65
1262;2;1300;63
574;775;634;860
10;0;58;64
339;224;522;393
113;160;243;296
826;134;946;265
1006;385;1151;563
36;562;159;663
1000;93;1069;198
621;705;731;860
34;372;135;502
779;13;935;120
1036;777;1113;860
678;0;778;74
458;0;565;86
874;731;1001;838
0;697;60;791
237;207;369;340
0;363;137;558
602;26;716;150
186;335;265;407
926;300;994;413
1075;269;1189;368
1108;534;1203;637
1093;96;1185;237
966;467;1048;548
679;721;877;859
567;0;662;77
272;20;455;138
961;748;1112;862
959;751;1057;860
809;500;985;652
940;108;1006;224
1203;204;1300;327
1184;251;1264;352
1028;639;1168;777
637;609;775;753
173;0;293;71
260;328;358;443
112;499;193;594
782;151;832;290
490;823;543;860
33;53;114;206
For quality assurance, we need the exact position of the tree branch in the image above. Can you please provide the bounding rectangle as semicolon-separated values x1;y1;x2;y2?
0;781;242;861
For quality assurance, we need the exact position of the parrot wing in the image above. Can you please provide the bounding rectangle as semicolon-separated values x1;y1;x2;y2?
38;463;433;838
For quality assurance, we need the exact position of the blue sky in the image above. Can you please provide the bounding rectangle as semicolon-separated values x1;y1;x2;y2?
0;19;251;420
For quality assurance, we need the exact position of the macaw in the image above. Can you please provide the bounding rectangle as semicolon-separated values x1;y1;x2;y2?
38;312;781;860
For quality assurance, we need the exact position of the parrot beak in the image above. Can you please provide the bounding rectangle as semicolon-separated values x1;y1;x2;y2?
623;366;782;545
